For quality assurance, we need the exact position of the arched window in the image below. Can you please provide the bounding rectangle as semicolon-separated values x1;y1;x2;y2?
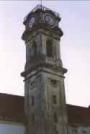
32;41;37;56
46;39;53;57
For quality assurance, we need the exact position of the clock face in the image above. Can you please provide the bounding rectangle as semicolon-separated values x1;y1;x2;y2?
29;17;35;28
44;15;55;26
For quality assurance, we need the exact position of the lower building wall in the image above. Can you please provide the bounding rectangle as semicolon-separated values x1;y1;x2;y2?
68;126;90;134
0;121;25;134
1;120;90;134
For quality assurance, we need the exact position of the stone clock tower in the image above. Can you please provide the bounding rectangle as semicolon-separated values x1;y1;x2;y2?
21;5;68;134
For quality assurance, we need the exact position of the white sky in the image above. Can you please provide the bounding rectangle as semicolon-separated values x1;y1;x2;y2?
0;1;90;107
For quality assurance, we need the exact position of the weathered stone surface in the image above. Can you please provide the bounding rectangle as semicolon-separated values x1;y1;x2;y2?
22;5;68;134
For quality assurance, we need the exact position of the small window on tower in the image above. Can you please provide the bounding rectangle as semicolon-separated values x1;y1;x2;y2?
31;113;35;122
50;79;57;87
53;112;58;123
46;39;53;57
31;96;35;106
30;81;35;89
52;95;57;104
32;41;37;55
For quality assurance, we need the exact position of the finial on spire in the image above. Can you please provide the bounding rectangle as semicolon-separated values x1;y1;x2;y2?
41;0;42;8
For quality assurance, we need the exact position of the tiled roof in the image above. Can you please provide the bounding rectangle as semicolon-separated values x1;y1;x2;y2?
67;104;90;126
0;93;90;126
0;93;25;123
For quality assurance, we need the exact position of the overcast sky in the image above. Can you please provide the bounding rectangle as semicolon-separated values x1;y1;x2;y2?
0;0;90;107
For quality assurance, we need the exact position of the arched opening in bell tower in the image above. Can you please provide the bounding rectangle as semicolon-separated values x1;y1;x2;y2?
46;39;53;57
